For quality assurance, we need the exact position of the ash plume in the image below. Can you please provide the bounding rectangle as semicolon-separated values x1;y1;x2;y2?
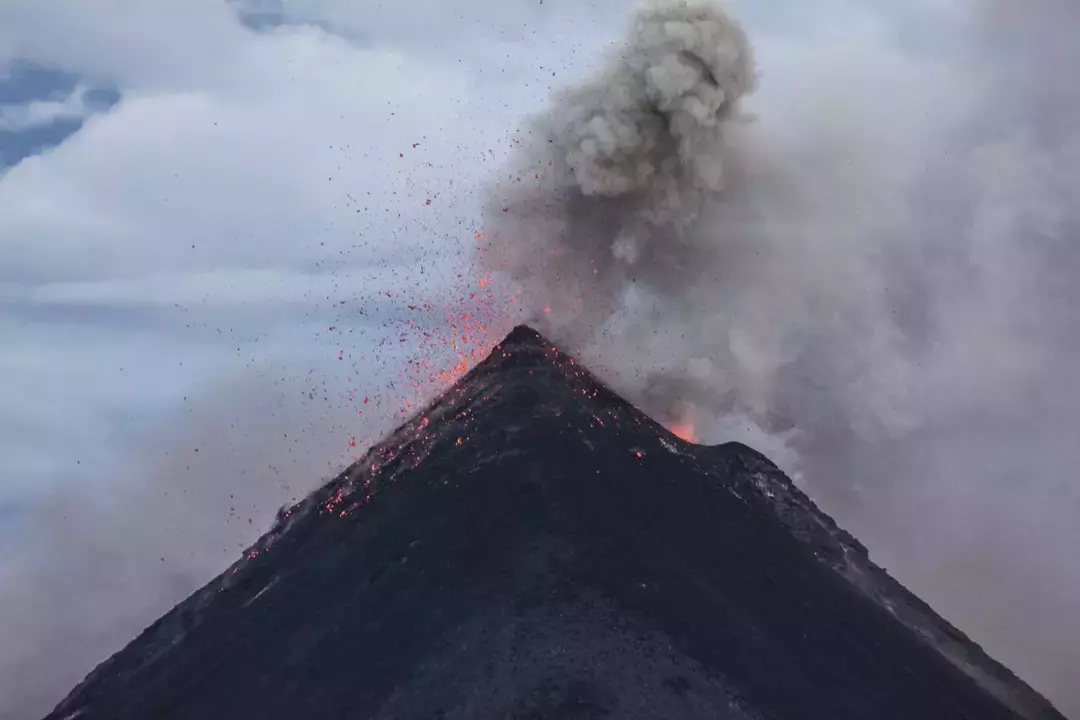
481;0;906;438
479;0;1080;714
479;0;757;350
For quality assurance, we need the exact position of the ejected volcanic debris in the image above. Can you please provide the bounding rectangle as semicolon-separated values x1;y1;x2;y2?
45;326;1063;720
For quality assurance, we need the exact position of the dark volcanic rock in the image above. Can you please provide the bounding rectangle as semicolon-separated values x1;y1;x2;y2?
46;326;1063;720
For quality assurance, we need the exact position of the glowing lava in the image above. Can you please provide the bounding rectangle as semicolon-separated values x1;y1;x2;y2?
669;420;697;443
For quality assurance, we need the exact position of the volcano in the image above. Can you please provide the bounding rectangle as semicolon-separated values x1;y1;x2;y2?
45;326;1062;720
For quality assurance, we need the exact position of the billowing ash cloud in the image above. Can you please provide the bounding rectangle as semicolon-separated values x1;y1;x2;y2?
479;0;1080;714
480;0;757;351
481;0;910;438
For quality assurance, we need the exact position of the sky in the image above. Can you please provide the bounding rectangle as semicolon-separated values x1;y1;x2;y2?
1;1;1077;718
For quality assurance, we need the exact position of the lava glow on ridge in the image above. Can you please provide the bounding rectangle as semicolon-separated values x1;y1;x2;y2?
669;420;698;443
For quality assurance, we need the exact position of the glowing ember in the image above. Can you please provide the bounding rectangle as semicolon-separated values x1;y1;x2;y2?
669;421;697;443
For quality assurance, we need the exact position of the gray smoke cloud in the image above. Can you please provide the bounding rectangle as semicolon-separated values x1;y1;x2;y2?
480;0;1080;715
481;0;919;440
479;0;758;349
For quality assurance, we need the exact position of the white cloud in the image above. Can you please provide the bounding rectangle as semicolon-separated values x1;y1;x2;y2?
0;0;246;92
0;40;488;281
0;84;95;132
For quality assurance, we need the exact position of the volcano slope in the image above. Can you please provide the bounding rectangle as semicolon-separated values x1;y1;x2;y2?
46;326;1062;720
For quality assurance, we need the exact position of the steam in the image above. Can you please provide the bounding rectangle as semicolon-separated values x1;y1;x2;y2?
481;0;1080;714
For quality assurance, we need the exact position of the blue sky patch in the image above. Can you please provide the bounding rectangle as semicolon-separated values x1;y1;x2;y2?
0;61;120;168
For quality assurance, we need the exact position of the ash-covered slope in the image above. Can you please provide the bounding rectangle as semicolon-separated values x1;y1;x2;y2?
46;326;1062;720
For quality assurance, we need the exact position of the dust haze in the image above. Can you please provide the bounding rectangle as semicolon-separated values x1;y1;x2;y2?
482;0;1080;715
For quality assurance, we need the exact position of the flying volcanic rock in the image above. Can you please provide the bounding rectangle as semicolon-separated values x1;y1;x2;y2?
45;327;1062;720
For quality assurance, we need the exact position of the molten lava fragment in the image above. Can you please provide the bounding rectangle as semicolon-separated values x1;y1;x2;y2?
670;420;697;443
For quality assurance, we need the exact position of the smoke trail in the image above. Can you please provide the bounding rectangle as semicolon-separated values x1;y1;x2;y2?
478;0;1080;714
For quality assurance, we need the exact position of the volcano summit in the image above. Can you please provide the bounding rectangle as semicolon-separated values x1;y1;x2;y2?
44;326;1062;720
